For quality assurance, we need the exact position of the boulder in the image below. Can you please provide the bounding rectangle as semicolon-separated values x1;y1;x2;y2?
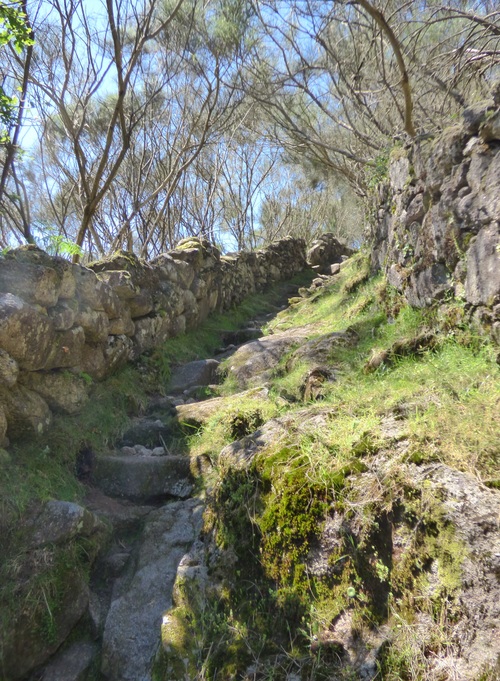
225;326;314;389
27;500;108;548
168;359;220;394
287;330;358;368
307;234;353;273
175;390;269;431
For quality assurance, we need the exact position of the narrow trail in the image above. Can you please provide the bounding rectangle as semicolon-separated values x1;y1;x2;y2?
74;283;302;681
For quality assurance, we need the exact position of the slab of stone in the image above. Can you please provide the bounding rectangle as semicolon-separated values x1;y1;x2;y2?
92;452;193;502
41;641;98;681
224;325;315;389
101;498;204;681
168;358;220;394
118;417;171;447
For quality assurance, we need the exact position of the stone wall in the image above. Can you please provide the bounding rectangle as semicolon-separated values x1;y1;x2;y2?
369;98;500;338
0;236;307;445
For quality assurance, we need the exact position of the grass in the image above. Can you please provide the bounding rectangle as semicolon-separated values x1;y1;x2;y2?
159;252;499;680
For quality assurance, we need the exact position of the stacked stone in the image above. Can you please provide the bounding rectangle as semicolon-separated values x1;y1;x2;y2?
369;94;500;338
0;236;307;446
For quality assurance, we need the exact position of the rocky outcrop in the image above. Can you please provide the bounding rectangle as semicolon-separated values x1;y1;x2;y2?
0;501;109;680
369;99;500;339
307;233;354;274
0;237;306;444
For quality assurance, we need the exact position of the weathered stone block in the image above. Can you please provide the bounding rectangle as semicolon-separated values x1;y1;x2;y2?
48;300;77;331
0;293;55;370
76;307;110;343
96;270;138;299
0;383;52;438
44;326;86;370
19;370;90;414
128;290;154;319
74;266;105;310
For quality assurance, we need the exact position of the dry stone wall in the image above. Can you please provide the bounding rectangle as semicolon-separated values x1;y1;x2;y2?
369;98;500;338
0;236;306;446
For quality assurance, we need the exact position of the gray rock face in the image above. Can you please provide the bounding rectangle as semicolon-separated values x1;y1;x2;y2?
168;358;220;394
38;641;97;681
465;225;500;306
307;233;354;273
368;120;500;336
101;498;204;681
225;326;314;389
413;465;500;679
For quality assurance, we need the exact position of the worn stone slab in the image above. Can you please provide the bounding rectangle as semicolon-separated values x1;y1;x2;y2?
101;498;204;681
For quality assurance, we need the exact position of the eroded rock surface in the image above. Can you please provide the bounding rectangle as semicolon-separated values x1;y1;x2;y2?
100;499;204;681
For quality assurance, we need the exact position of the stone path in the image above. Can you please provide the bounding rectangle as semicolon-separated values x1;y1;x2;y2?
39;283;302;681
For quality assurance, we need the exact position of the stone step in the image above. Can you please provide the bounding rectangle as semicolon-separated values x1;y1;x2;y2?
168;358;220;394
100;498;204;681
91;450;193;503
117;417;172;448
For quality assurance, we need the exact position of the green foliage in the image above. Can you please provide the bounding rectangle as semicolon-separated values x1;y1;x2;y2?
367;151;389;189
43;232;83;258
166;253;499;680
0;0;33;139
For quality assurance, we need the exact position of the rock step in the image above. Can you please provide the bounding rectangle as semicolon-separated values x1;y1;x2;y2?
117;417;172;448
91;451;193;503
100;498;204;681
